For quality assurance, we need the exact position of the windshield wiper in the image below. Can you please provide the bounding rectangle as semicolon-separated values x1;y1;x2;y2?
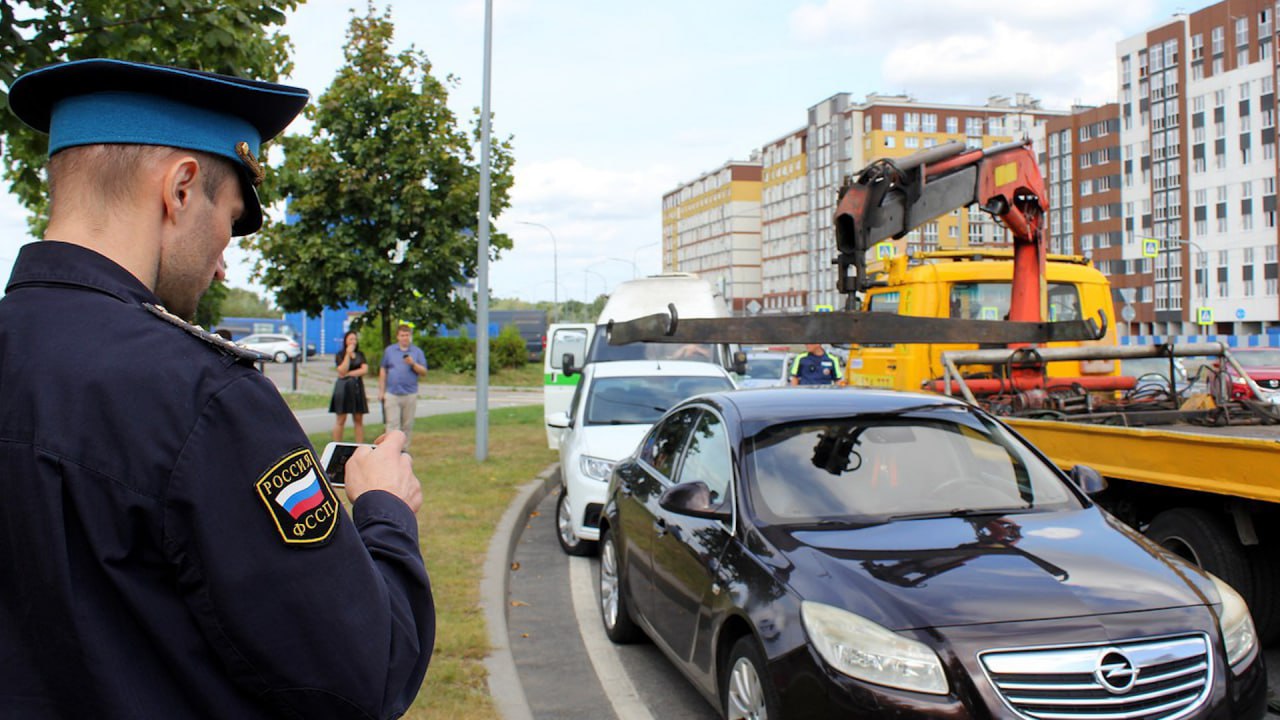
887;507;1026;522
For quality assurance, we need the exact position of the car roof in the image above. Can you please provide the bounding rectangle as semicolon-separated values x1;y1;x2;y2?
694;387;971;436
587;359;734;378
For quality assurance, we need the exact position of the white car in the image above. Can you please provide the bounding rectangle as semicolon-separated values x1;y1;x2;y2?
546;359;736;555
237;333;301;363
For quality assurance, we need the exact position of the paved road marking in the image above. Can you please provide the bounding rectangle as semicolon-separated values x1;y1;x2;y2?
569;556;657;720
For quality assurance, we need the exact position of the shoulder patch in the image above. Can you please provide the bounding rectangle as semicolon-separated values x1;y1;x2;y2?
255;447;341;546
143;303;269;362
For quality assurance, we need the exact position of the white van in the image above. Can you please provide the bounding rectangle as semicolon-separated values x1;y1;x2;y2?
543;273;739;449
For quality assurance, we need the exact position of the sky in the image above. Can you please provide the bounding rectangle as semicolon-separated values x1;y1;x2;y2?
0;0;1199;305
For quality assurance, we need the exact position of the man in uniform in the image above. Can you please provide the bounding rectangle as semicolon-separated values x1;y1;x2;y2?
790;343;845;386
0;59;434;718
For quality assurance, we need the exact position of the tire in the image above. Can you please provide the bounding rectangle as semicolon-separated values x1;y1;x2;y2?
273;351;289;363
1146;508;1254;607
598;528;643;643
555;488;595;557
1245;548;1280;646
721;636;780;720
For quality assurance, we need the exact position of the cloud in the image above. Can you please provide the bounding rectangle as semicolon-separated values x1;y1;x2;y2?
788;0;1170;107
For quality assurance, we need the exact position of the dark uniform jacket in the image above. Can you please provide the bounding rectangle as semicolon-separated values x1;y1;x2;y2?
790;351;843;385
0;242;434;719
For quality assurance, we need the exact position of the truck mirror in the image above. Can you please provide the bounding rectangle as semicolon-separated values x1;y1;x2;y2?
561;352;578;378
1069;465;1107;496
731;350;748;376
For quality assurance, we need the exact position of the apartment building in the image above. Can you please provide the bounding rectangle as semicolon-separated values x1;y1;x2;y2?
660;159;763;312
760;127;809;313
1044;106;1135;325
666;94;1066;314
1118;1;1280;336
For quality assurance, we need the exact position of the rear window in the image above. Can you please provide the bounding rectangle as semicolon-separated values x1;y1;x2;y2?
585;375;732;425
949;282;1081;321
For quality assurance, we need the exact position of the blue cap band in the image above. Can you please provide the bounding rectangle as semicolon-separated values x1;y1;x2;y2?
48;91;262;163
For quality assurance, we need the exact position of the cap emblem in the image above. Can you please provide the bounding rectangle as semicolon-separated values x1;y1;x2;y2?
236;141;264;187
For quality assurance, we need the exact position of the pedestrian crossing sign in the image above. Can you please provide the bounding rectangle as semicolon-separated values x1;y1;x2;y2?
875;242;894;259
1142;239;1159;258
1196;307;1213;326
814;304;834;313
980;306;1000;320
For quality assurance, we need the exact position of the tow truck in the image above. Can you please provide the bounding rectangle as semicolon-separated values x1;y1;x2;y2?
607;139;1280;643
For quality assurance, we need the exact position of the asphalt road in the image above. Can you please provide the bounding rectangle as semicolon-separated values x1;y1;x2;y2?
262;358;543;435
505;475;1280;719
507;482;719;720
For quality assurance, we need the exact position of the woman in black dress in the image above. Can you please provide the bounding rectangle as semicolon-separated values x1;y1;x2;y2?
330;330;370;442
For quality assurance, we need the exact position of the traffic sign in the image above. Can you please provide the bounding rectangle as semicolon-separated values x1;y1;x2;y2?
980;306;1000;320
1121;305;1136;322
814;304;834;313
875;242;894;259
1236;308;1246;320
1196;307;1213;326
1142;238;1159;258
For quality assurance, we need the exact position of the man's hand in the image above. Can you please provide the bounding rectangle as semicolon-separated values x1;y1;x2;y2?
343;430;421;512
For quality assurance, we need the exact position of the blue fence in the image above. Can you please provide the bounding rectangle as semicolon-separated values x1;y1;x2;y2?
1120;333;1280;348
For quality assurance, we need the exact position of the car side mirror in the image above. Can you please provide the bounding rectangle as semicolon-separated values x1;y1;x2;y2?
546;411;570;429
561;352;578;378
659;481;730;520
731;350;748;376
1069;465;1107;496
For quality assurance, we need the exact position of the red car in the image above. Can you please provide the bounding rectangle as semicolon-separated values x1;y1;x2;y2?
1221;348;1280;399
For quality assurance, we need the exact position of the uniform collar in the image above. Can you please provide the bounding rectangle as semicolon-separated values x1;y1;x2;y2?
5;240;160;305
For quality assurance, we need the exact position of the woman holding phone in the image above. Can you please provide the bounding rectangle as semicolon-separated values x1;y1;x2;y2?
330;330;370;441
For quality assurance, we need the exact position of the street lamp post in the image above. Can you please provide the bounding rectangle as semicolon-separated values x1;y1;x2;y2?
518;220;559;322
583;261;608;303
633;240;661;276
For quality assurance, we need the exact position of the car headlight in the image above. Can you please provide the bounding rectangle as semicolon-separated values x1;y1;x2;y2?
580;455;616;482
1207;573;1257;671
801;601;947;695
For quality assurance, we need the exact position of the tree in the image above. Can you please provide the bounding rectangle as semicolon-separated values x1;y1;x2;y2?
2;1;302;232
249;3;515;350
220;287;280;318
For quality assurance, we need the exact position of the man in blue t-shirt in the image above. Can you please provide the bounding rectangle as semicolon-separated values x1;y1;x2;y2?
379;324;428;443
790;343;844;386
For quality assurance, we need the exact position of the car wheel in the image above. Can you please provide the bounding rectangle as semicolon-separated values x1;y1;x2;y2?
556;487;595;557
598;528;643;643
722;636;780;720
273;351;289;363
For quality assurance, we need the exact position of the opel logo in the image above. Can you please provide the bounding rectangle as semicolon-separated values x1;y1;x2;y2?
1094;649;1139;694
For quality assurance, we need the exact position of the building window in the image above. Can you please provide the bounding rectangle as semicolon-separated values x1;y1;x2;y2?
882;113;897;131
946;116;958;134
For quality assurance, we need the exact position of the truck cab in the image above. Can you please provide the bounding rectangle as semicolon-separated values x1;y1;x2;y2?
845;250;1118;391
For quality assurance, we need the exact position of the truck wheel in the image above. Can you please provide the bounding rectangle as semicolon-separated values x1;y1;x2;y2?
1146;508;1254;614
1245;549;1280;646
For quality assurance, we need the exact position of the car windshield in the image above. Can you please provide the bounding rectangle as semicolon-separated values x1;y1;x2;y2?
585;375;733;425
1235;350;1280;369
745;356;786;380
745;408;1082;526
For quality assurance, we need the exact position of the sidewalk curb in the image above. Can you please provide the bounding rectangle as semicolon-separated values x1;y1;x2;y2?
481;464;558;720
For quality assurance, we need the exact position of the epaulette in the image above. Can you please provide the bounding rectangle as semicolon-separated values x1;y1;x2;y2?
144;303;270;362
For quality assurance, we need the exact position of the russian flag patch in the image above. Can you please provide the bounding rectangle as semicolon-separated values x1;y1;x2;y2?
255;448;339;545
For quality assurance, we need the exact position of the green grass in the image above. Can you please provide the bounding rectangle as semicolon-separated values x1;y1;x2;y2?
426;362;545;388
280;392;334;411
308;404;554;720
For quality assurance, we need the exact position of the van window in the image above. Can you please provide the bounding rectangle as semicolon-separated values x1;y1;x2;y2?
587;331;718;364
949;282;1080;321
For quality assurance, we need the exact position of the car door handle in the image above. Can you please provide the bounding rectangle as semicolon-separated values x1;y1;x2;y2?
654;517;667;537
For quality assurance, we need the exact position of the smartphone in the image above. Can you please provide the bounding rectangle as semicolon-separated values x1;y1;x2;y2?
320;441;376;487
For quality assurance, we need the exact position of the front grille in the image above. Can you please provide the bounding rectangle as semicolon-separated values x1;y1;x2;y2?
979;634;1211;720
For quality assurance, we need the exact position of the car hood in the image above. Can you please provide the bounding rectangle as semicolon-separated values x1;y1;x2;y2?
576;424;652;462
766;508;1214;631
